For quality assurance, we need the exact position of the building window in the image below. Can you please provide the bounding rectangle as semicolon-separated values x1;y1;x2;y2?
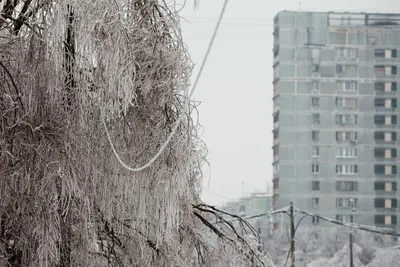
312;97;320;107
336;198;358;208
312;130;320;141
273;130;279;140
273;146;279;157
273;178;279;189
336;164;358;175
336;97;358;108
375;49;397;59
375;98;397;109
386;99;397;108
375;131;396;142
336;131;358;142
337;81;358;91
273;112;279;123
311;48;321;60
375;99;385;107
312;181;320;191
312;114;320;125
374;115;397;125
375;215;397;225
273;97;279;111
375;65;397;76
312;147;320;157
375;82;397;92
374;148;397;159
312;198;319;208
336;181;358;192
375;182;397;192
312;164;320;174
374;165;397;175
336;147;358;158
337;48;358;58
273;162;280;173
312;64;320;73
336;64;357;75
375;198;397;209
336;115;358;125
367;35;376;45
312;216;320;224
274;46;279;58
312;80;320;90
337;215;355;223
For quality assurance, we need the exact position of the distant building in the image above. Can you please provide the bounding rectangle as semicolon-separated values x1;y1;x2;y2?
273;11;400;229
220;192;273;237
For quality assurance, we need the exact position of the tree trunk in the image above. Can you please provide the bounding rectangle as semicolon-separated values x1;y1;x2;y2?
58;206;72;267
58;6;75;267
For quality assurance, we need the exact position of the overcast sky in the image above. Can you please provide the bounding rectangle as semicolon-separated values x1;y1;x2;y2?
177;0;399;206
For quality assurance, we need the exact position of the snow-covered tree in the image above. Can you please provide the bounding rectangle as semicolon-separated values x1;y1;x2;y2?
0;1;273;266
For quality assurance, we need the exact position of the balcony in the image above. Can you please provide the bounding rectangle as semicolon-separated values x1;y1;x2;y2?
375;207;397;213
374;157;397;163
375;224;397;230
374;49;397;62
273;188;279;196
375;124;397;129
375;190;397;196
274;87;279;98
375;91;397;96
375;58;398;64
273;103;279;113
375;140;396;145
375;174;397;179
274;56;279;66
374;107;397;113
374;74;397;79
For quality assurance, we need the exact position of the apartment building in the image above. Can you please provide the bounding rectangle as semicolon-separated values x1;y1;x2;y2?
221;192;273;236
272;11;400;229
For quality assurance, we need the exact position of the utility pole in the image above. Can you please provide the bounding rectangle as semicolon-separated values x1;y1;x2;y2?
349;231;353;267
290;202;295;267
349;198;355;267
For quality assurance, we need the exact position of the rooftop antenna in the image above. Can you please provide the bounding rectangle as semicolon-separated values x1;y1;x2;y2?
299;2;302;11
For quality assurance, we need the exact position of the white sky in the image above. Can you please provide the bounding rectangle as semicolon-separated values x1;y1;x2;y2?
177;0;400;206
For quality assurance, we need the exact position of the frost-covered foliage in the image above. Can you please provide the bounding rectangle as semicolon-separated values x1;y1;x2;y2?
264;226;399;267
0;1;273;266
367;248;400;267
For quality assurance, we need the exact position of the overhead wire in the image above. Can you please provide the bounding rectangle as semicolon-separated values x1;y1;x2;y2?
215;205;400;236
102;0;229;172
202;187;233;201
210;204;400;266
296;209;400;236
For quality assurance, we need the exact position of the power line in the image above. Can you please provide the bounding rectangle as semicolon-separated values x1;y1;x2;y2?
102;0;229;172
211;206;290;224
202;187;233;200
221;205;400;237
297;209;400;236
183;16;274;22
185;21;274;27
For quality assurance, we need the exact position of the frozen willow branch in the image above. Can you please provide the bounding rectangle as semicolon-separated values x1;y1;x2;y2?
192;204;274;267
0;0;274;266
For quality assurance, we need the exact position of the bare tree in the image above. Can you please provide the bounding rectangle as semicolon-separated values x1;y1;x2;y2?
0;1;273;266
